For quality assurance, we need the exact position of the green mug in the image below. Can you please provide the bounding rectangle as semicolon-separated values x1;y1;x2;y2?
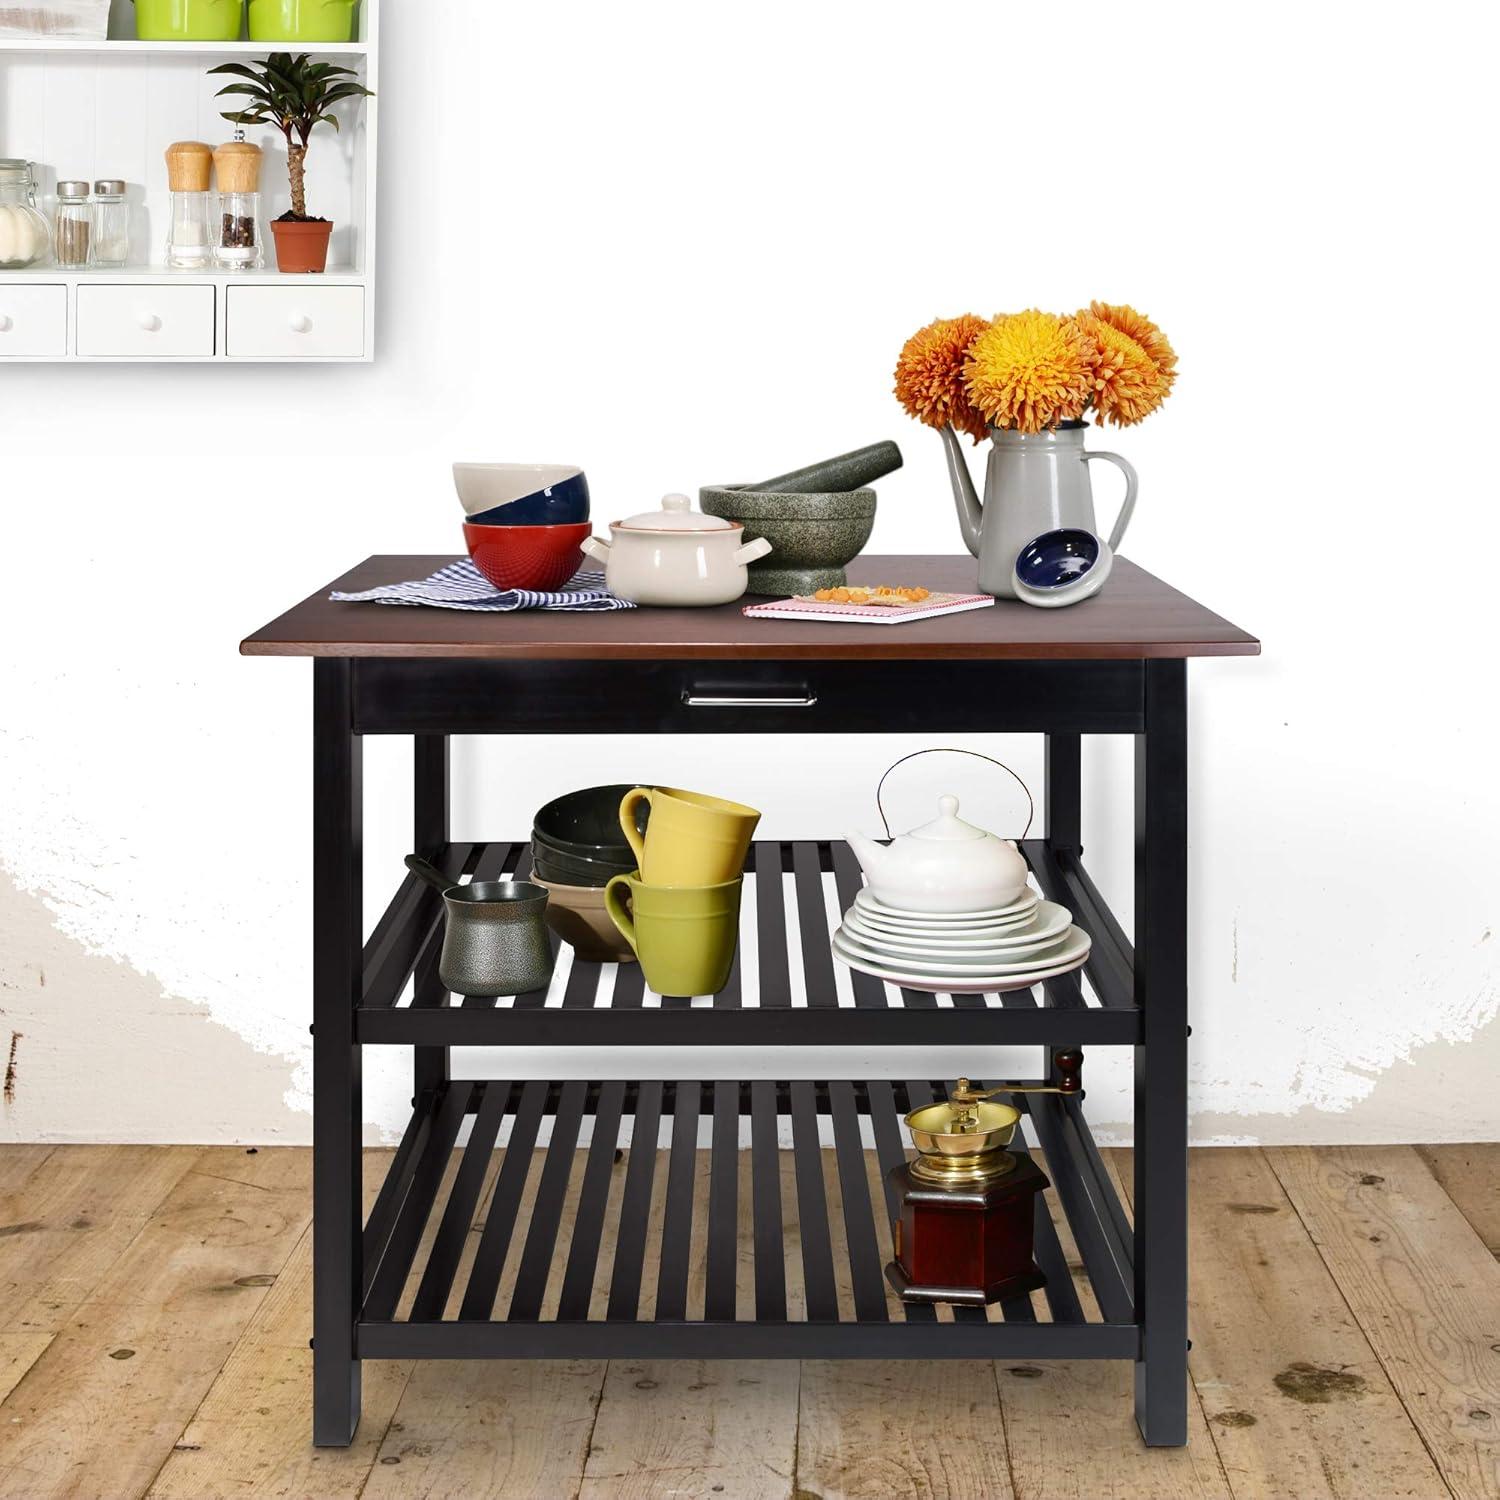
603;872;742;997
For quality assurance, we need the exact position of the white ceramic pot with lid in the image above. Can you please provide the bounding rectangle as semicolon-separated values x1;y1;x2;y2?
582;493;773;606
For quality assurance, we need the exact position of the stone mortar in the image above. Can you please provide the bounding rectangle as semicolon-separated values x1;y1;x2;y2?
699;484;877;593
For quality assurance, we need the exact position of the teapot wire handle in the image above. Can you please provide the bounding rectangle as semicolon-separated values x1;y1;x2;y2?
875;748;1035;841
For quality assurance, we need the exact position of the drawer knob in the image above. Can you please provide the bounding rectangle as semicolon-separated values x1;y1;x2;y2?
0;314;12;333
136;311;162;333
289;313;312;334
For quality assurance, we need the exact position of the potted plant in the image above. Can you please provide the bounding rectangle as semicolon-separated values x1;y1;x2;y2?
208;52;373;274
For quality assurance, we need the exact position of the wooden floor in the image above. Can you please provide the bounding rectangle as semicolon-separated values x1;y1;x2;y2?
0;1143;1496;1499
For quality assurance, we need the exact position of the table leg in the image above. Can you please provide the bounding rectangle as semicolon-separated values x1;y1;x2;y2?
1133;660;1189;1446
413;734;451;1099
1044;731;1081;853
313;660;363;1446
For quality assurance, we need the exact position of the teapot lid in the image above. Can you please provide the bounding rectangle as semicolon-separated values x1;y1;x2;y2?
616;492;735;532
907;794;989;842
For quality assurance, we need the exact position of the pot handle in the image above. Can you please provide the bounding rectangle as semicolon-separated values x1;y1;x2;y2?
1081;449;1138;551
603;874;640;956
734;536;774;566
581;535;612;563
874;749;1035;841
618;787;652;869
404;853;454;896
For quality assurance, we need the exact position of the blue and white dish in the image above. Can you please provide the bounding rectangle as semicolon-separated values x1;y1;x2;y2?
455;462;591;527
1011;527;1113;608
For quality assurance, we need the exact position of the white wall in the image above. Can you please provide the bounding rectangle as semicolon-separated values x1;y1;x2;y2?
2;0;1496;1145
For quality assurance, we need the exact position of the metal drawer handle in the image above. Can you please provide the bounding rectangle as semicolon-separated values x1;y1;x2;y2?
683;692;818;708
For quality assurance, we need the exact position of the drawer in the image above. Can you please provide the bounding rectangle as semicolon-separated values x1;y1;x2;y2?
227;285;364;358
0;284;67;358
76;284;215;358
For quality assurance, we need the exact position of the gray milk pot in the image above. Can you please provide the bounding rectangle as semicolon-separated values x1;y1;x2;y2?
939;421;1138;598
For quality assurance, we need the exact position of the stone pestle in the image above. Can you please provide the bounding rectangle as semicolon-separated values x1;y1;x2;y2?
741;441;904;495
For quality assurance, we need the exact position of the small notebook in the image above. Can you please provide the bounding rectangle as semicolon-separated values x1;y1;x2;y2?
743;591;995;625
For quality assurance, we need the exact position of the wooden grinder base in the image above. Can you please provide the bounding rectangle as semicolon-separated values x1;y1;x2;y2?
886;1155;1050;1306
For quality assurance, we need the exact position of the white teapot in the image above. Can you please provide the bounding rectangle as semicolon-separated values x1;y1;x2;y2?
845;793;1031;914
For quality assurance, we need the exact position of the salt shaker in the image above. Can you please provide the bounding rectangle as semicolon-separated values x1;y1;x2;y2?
164;142;213;269
91;180;130;267
212;134;264;271
53;180;92;267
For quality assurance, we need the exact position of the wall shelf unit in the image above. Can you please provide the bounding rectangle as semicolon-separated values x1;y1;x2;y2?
0;0;379;362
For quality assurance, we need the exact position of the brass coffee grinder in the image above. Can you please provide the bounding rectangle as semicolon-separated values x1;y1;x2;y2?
887;1075;1056;1306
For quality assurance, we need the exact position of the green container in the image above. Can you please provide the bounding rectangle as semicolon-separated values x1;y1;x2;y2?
133;0;244;40
248;0;357;42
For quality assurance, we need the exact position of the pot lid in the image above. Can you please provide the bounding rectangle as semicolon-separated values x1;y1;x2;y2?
905;794;988;843
616;492;735;532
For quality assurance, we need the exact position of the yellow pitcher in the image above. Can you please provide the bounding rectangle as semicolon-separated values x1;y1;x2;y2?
617;787;761;886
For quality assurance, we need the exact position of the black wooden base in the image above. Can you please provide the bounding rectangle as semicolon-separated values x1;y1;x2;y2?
885;1262;1049;1308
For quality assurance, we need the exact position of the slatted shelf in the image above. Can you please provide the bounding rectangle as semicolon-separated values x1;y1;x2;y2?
356;1076;1137;1360
357;838;1141;1046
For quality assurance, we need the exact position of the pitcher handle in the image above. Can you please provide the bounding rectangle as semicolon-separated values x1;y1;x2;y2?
603;874;640;956
618;787;652;868
1082;450;1138;551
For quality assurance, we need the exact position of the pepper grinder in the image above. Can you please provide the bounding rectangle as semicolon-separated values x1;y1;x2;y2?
212;132;263;271
164;142;213;269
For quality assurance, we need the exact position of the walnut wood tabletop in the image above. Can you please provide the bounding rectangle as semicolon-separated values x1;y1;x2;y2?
241;553;1259;661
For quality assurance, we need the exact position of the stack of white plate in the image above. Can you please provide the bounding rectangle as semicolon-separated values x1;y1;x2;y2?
832;886;1091;994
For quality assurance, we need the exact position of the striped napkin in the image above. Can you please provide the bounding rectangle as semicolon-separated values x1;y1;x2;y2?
330;559;635;613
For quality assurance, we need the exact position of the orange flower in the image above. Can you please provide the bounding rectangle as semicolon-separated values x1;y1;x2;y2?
1075;302;1177;426
893;314;992;443
961;310;1094;433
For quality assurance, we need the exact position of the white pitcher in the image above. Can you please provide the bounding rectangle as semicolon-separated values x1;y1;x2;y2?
939;421;1138;598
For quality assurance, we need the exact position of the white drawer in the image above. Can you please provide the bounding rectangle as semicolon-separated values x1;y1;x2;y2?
0;284;67;358
227;285;365;358
76;284;215;358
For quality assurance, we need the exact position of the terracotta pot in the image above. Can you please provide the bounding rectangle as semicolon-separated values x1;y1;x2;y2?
271;218;333;274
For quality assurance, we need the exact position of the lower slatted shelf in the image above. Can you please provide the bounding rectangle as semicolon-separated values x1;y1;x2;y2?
357;1076;1138;1360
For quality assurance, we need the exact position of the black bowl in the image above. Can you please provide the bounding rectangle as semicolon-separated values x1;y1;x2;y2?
1013;528;1102;590
530;843;636;889
532;783;649;861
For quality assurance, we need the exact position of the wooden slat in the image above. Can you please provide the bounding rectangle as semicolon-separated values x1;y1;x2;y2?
828;1081;887;1323
753;842;791;1007
606;1082;663;1321
557;1081;627;1321
508;1081;588;1320
458;1079;548;1320
363;1092;441;1288
790;1080;838;1322
705;1081;739;1321
365;1085;473;1321
749;1081;787;1320
792;839;838;1008
1268;1144;1500;1499
655;1083;701;1321
611;962;646;1009
830;844;892;1009
867;1080;936;1327
408;1083;509;1322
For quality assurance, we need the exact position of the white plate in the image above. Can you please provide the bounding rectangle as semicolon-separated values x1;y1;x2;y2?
833;923;1089;976
842;900;1071;955
854;886;1039;927
849;904;1040;939
831;930;1091;994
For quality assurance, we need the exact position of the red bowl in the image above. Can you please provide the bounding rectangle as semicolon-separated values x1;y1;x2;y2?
464;520;593;592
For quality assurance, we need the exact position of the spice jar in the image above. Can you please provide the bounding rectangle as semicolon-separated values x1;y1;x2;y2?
164;142;213;269
91;180;130;268
212;134;264;271
53;180;92;267
0;160;50;269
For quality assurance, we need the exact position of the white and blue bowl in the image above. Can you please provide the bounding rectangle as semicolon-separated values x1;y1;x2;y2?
1011;527;1114;608
455;462;591;527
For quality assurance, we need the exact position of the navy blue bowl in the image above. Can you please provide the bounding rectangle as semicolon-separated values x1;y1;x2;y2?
467;472;591;527
1014;528;1102;590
